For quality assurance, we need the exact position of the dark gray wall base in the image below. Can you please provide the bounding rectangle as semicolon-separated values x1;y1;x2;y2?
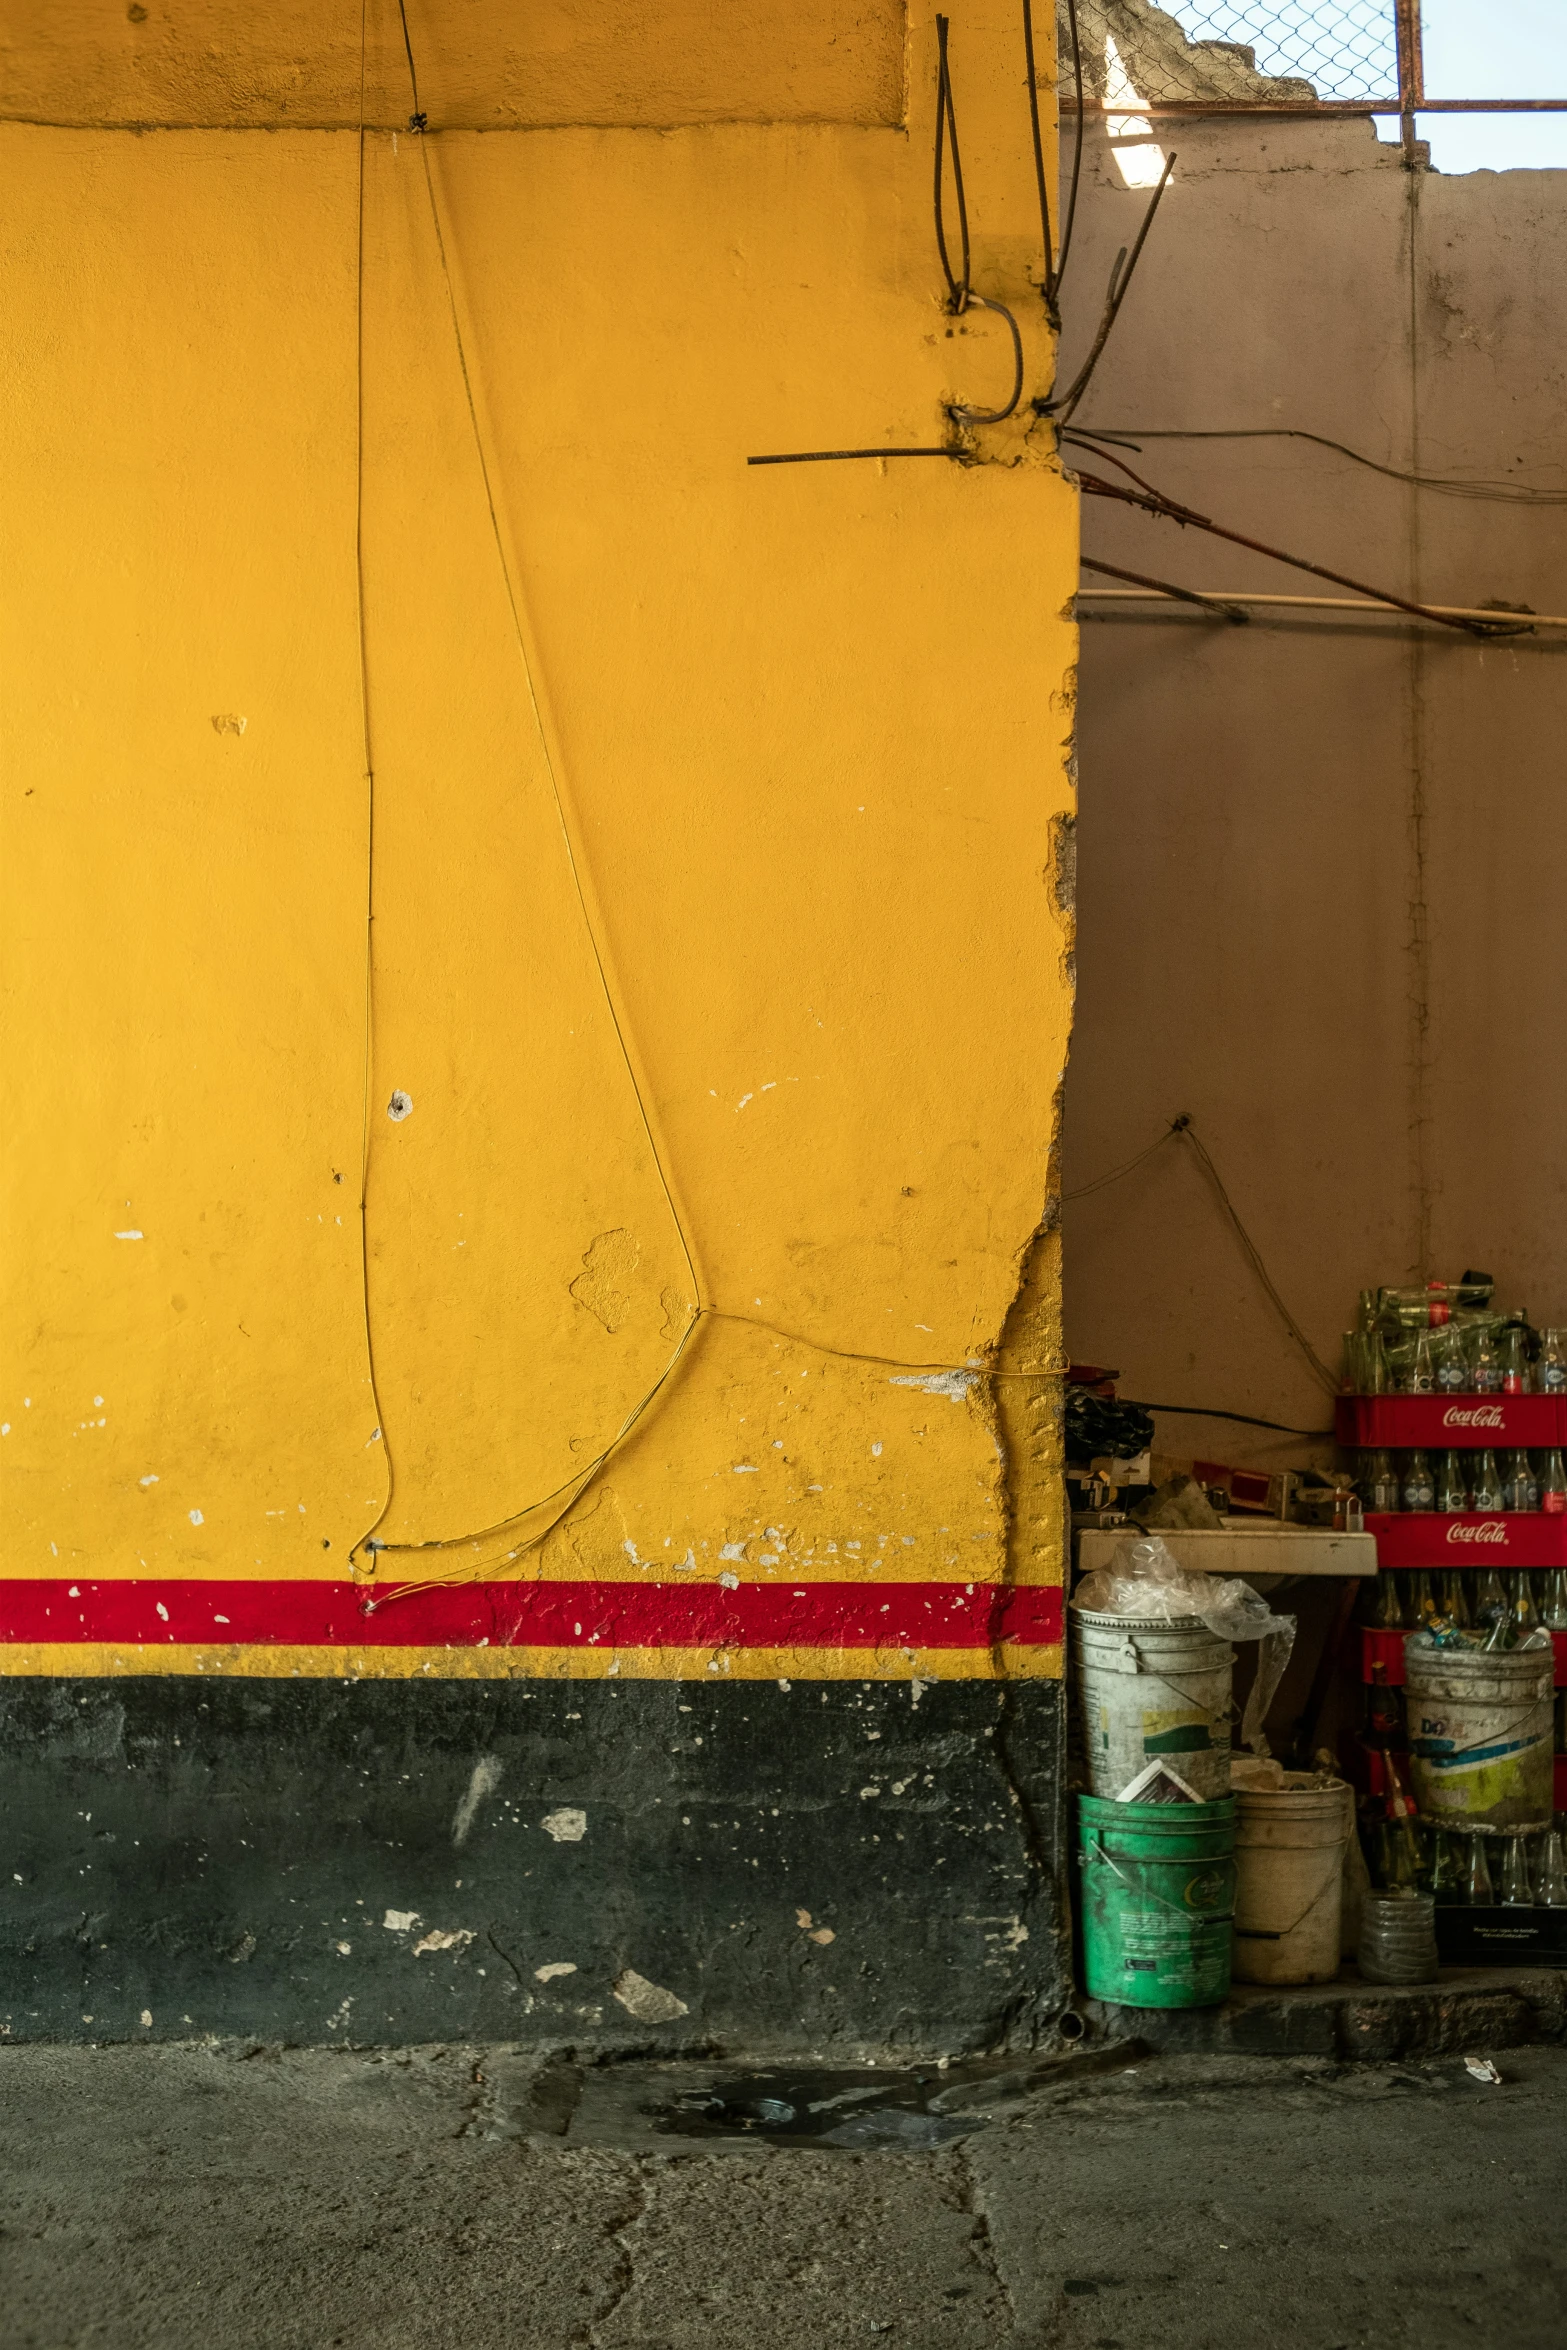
0;1675;1068;2052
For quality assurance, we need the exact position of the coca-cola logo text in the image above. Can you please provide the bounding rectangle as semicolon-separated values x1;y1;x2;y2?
1441;1405;1505;1428
1445;1520;1508;1545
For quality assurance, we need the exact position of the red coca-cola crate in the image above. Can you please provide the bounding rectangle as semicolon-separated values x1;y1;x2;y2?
1366;1510;1567;1568
1337;1394;1567;1448
1357;1624;1567;1687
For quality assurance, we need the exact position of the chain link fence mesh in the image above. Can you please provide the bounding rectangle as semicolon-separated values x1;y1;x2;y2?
1062;0;1401;108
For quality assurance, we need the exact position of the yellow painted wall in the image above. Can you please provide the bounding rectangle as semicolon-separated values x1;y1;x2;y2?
0;0;1077;1675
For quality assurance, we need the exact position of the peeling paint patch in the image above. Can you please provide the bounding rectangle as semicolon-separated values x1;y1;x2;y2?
570;1229;641;1332
451;1753;504;1846
412;1927;474;1957
541;1807;587;1843
890;1370;976;1401
612;1967;688;2023
210;713;247;736
382;1908;419;1932
534;1960;577;1982
114;1230;144;1240
386;1090;413;1122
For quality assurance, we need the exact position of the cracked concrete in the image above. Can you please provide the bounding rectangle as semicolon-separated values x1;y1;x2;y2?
5;2042;1567;2348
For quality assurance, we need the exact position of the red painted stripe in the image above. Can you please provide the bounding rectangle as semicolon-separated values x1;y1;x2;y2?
0;1577;1062;1651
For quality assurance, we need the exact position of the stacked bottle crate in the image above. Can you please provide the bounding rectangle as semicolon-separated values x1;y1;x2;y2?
1339;1279;1567;1961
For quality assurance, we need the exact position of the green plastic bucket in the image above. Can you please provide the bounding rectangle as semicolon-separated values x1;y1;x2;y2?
1077;1793;1237;2009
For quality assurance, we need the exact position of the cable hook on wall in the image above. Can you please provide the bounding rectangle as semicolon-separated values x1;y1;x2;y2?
934;13;1025;427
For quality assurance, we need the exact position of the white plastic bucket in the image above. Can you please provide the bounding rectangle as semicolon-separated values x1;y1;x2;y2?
1404;1639;1555;1834
1072;1610;1235;1802
1232;1775;1354;1985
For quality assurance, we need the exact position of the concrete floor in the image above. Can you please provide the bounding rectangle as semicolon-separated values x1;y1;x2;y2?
3;2041;1565;2349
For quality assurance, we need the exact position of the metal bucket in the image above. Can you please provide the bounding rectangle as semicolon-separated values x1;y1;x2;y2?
1404;1637;1555;1834
1232;1775;1354;1986
1072;1610;1235;1801
1077;1793;1237;2009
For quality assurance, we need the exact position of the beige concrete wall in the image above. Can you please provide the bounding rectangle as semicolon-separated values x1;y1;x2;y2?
1058;114;1567;1473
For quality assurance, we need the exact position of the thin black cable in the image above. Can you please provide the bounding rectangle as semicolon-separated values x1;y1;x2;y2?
931;19;1023;428
350;0;396;1578
748;16;1022;464
1044;152;1175;422
1067;1112;1337;1406
1070;425;1567;508
1064;431;1514;638
1176;1123;1339;1397
395;0;427;129
951;294;1026;427
1119;1401;1334;1437
1020;0;1055;310
747;447;962;466
933;14;971;312
1062;1122;1182;1203
1080;554;1249;623
1054;0;1086;299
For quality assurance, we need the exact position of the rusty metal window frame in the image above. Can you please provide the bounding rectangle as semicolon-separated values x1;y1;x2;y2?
1062;1;1567;147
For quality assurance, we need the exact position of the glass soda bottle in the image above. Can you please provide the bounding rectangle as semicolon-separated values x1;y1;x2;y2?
1410;1331;1436;1394
1472;1449;1505;1512
1500;1834;1533;1906
1408;1569;1441;1628
1509;1570;1542;1638
1502;1448;1539;1512
1364;1660;1403;1747
1381;1749;1423;1890
1475;1563;1508;1626
1540;1450;1567;1516
1471;1327;1503;1395
1536;1827;1567;1907
1436;1451;1469;1513
1483;1604;1516;1652
1363;1571;1405;1630
1462;1833;1495;1905
1434;1324;1468;1394
1401;1449;1435;1511
1538;1329;1567;1393
1501;1323;1529;1397
1438;1568;1472;1627
1541;1568;1567;1631
1364;1448;1401;1512
1429;1827;1461;1903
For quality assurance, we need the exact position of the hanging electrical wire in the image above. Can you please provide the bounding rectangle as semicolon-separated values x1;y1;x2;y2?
1080;553;1249;624
933;13;1025;428
933;13;971;311
748;13;1028;462
1075;426;1567;508
1039;154;1176;423
1063;428;1516;638
1053;0;1086;302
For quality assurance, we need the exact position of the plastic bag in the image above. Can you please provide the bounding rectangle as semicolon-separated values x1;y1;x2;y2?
1072;1534;1297;1755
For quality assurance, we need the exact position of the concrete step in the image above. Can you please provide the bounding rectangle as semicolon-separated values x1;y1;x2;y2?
1080;1965;1567;2060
